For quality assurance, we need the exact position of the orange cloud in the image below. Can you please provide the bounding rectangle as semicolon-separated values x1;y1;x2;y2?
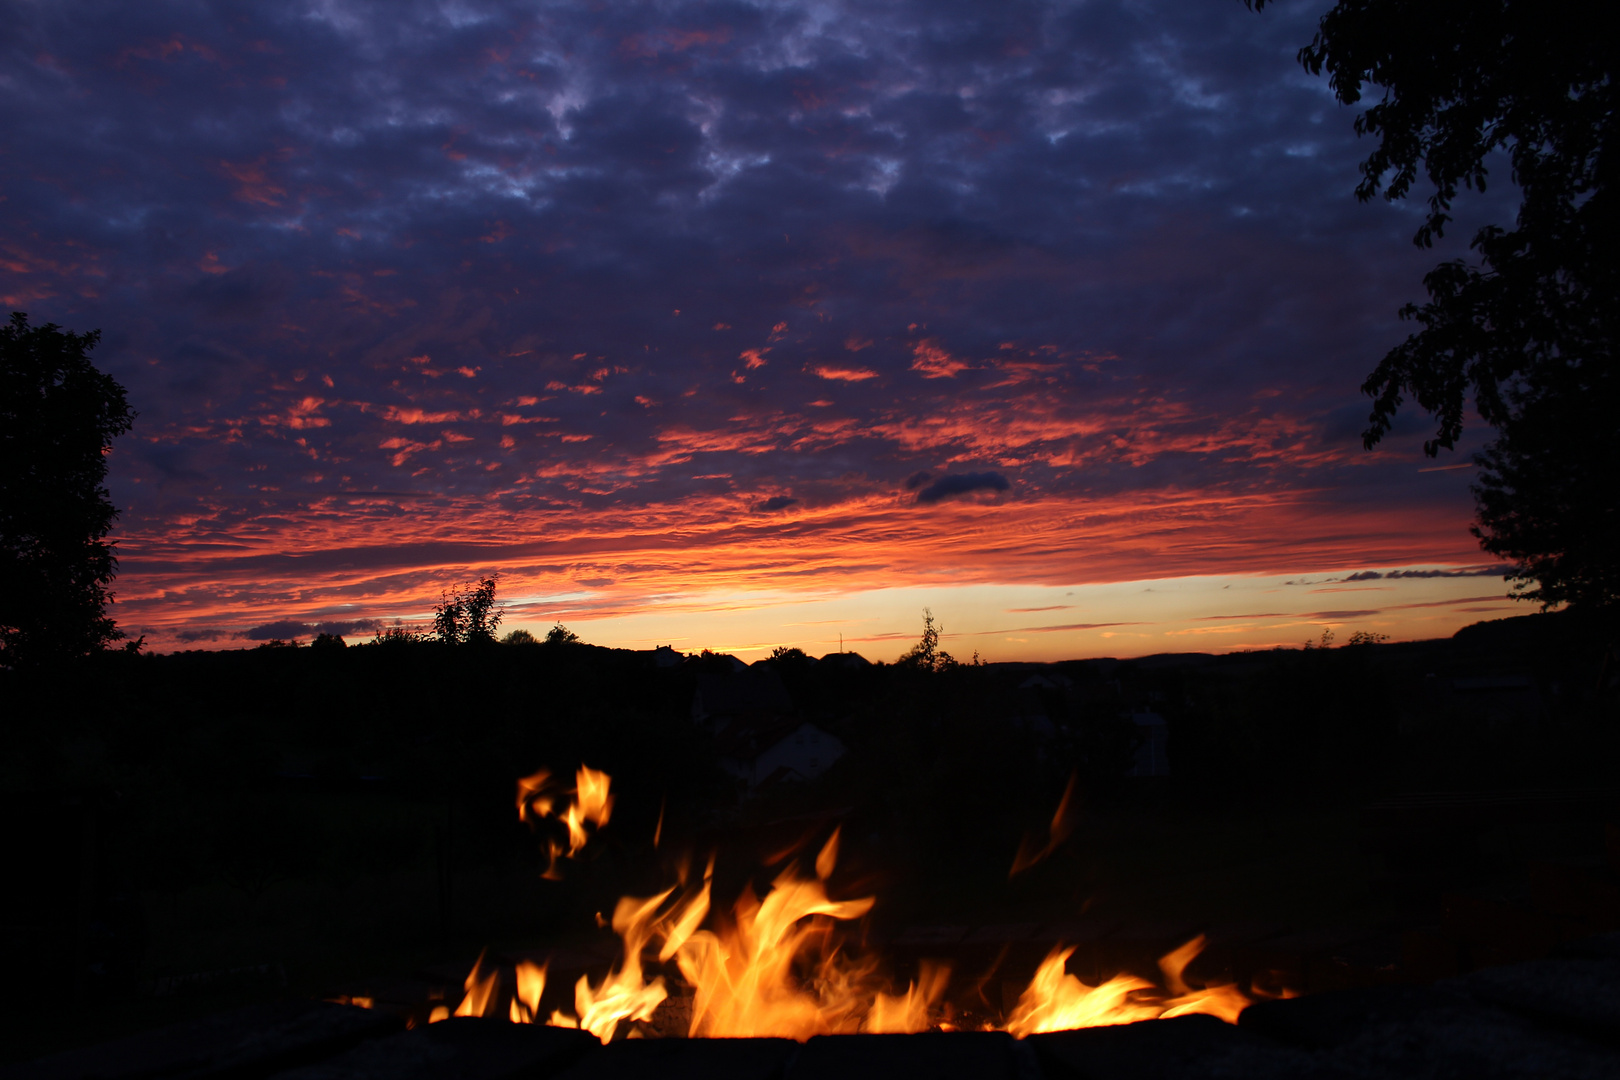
810;364;879;382
910;339;971;378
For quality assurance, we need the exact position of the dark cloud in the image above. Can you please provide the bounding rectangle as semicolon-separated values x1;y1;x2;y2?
758;495;799;512
1343;565;1504;582
905;471;933;491
175;627;230;643
241;618;382;641
916;471;1011;505
1386;566;1505;579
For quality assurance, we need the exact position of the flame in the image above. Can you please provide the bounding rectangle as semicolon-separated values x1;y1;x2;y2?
1004;949;1160;1034
326;994;374;1009
454;950;499;1018
566;766;614;854
1004;935;1251;1035
1009;773;1077;877
1156;936;1252;1022
515;768;554;823
516;765;614;878
670;830;878;1038
460;769;1271;1040
863;962;950;1033
509;961;547;1024
554;888;674;1041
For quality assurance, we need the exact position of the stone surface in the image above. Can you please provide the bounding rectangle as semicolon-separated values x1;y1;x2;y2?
268;1019;596;1080
553;1037;795;1080
1030;1014;1334;1080
1325;998;1618;1080
784;1032;1023;1080
1239;986;1454;1050
1451;956;1620;1046
2;1002;401;1080
1243;978;1620;1080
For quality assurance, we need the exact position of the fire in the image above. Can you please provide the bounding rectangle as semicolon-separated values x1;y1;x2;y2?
1009;773;1077;877
671;830;879;1038
510;960;547;1024
448;763;1268;1040
516;766;614;878
863;961;950;1034
453;950;498;1018
552;888;676;1041
1004;935;1251;1035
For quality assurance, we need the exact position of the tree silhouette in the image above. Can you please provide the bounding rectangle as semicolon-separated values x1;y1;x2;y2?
432;575;503;644
1251;0;1617;610
543;622;579;646
1472;361;1620;608
1;313;135;666
897;608;958;672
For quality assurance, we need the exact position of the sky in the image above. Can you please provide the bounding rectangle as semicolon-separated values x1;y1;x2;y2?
1;0;1525;660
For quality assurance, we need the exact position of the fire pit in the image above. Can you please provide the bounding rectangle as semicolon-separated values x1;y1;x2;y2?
12;947;1620;1080
14;765;1619;1079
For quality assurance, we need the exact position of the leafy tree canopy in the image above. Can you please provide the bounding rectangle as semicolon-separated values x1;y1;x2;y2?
433;575;503;644
543;623;579;646
1;313;135;665
897;609;958;673
1253;1;1617;610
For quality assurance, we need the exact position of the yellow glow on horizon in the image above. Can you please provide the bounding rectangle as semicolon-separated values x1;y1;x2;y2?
490;565;1518;662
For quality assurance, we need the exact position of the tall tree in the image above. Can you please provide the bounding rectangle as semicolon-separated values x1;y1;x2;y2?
1;313;136;665
432;575;503;644
1251;0;1617;609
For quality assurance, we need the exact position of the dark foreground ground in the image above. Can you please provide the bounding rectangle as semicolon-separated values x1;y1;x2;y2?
8;936;1620;1080
2;609;1616;1063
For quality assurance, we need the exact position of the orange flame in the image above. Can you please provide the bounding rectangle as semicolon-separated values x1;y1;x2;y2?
516;765;614;878
670;829;878;1038
1009;773;1077;877
453;950;499;1018
460;771;1269;1040
863;961;951;1033
509;961;548;1024
553;889;675;1041
1005;935;1251;1034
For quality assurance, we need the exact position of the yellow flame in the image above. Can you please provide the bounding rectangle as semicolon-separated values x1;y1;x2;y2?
467;769;1271;1041
1004;948;1160;1035
672;843;877;1038
454;950;499;1018
517;765;614;878
1010;773;1077;877
1004;936;1253;1035
863;962;951;1033
558;888;674;1042
509;960;547;1024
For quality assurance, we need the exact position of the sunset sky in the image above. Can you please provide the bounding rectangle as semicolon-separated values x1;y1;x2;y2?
2;0;1523;660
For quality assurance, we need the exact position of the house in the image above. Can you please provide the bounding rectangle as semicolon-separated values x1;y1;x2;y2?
692;668;846;792
817;651;871;669
651;645;684;668
716;719;847;790
1127;709;1169;777
1018;671;1073;692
